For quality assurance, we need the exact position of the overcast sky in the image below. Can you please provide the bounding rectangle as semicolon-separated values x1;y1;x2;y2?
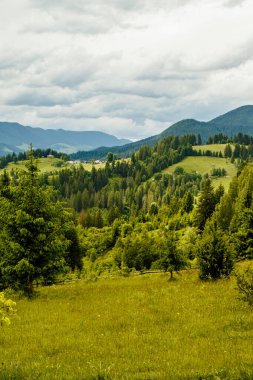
1;0;253;140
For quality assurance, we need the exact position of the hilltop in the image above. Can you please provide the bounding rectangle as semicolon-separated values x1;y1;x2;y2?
72;105;253;160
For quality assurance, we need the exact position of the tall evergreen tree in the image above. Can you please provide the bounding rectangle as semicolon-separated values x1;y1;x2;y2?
197;219;234;280
0;147;71;294
193;178;216;230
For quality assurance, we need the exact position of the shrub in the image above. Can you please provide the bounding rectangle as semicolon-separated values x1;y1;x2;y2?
235;267;253;306
0;292;16;325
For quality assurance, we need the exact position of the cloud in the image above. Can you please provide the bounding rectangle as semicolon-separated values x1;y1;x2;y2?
0;0;253;140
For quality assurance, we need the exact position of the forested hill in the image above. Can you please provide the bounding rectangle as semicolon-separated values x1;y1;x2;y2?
1;132;253;294
165;105;253;140
72;105;253;160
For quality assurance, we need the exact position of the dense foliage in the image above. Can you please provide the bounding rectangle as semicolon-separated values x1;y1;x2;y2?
0;149;81;294
1;134;253;287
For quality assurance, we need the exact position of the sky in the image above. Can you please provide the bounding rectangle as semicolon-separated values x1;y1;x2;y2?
1;0;253;141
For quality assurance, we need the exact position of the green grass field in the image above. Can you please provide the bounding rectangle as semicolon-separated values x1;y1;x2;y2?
193;144;228;154
67;162;105;171
0;158;105;174
1;269;252;380
163;156;237;191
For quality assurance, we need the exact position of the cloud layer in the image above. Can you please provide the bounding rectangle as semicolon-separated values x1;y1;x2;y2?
1;0;253;140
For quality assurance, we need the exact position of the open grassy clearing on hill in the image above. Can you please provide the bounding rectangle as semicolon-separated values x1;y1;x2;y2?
193;144;228;154
163;156;237;191
0;158;105;174
1;268;252;380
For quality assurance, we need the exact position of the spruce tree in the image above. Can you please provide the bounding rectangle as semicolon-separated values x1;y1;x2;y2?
197;219;234;279
0;147;72;294
194;178;216;230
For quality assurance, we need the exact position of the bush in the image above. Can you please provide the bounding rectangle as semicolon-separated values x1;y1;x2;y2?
0;292;16;325
235;267;253;305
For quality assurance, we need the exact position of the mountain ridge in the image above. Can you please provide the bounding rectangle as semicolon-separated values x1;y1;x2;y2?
0;122;130;155
1;105;253;158
72;105;253;160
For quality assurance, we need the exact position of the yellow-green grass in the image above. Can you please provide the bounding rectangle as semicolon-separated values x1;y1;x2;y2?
0;158;106;174
1;269;252;380
193;144;228;154
1;158;64;174
163;156;237;191
70;162;105;171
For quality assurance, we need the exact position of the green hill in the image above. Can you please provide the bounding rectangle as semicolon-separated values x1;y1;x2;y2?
72;105;253;160
163;156;237;191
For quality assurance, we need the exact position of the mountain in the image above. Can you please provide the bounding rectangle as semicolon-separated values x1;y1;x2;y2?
0;122;130;155
162;105;253;141
72;105;253;160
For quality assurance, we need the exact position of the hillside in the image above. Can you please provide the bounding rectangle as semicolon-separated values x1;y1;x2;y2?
0;157;105;174
1;135;253;379
72;105;253;160
163;156;237;191
0;122;130;155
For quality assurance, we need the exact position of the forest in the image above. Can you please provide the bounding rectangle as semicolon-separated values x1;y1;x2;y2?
0;133;252;288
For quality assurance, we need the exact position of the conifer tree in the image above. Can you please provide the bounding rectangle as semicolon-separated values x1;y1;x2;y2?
193;178;216;230
197;219;234;279
0;146;72;294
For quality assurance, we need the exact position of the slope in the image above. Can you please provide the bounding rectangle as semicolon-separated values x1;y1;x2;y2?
0;122;131;154
72;105;253;160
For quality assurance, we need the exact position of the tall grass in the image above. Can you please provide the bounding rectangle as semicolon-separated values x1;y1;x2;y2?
0;271;252;379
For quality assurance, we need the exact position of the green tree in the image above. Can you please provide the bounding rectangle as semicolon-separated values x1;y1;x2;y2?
224;144;232;158
155;232;188;279
197;220;234;280
106;152;114;163
181;191;194;213
64;224;83;272
0;147;71;295
149;202;159;215
235;266;253;306
194;178;216;230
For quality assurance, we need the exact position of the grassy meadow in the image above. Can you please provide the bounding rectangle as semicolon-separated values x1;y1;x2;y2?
193;144;228;155
0;158;105;175
163;156;237;191
1;269;253;380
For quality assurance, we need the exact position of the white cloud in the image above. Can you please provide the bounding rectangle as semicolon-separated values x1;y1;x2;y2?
0;0;253;140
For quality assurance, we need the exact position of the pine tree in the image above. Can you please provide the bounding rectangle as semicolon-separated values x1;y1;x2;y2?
197;219;234;279
156;232;188;279
181;191;194;213
194;178;216;230
0;146;71;294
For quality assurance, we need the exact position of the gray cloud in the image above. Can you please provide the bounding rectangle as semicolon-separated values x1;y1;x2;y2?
0;0;253;139
223;0;247;7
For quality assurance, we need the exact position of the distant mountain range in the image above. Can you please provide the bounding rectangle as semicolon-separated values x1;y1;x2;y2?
72;105;253;160
1;105;253;159
0;122;130;156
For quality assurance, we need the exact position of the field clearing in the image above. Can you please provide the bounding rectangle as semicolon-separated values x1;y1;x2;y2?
1;269;252;380
1;158;64;174
0;158;106;174
193;144;228;154
68;162;106;171
163;156;237;191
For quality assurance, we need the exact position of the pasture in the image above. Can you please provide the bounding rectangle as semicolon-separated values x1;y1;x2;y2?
193;144;228;155
1;270;252;379
0;158;105;174
163;156;237;191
